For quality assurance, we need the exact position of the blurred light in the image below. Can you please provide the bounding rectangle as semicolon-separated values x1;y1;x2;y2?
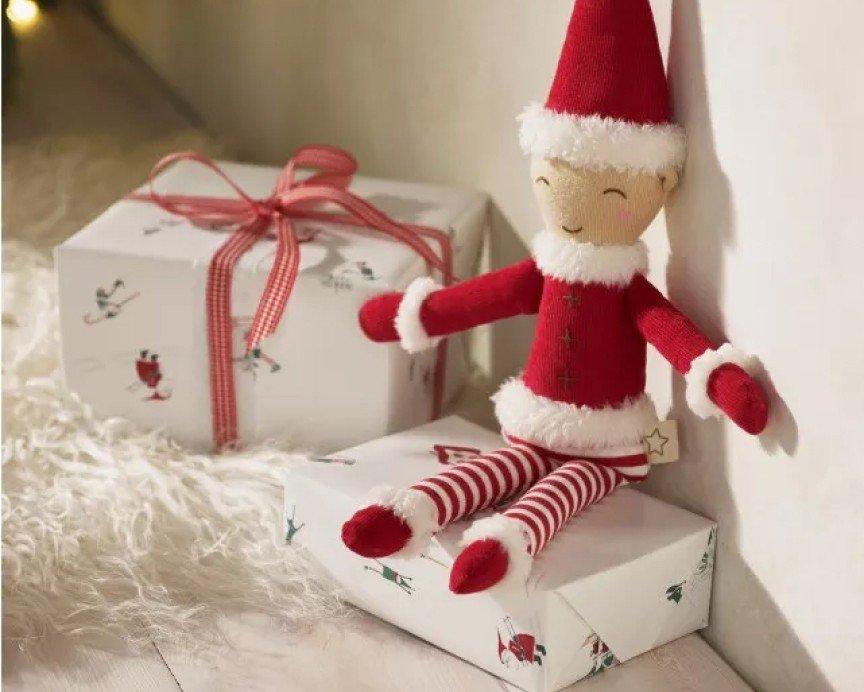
6;0;40;31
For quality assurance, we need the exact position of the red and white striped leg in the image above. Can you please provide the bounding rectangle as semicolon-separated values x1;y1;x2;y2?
450;457;644;594
341;444;557;559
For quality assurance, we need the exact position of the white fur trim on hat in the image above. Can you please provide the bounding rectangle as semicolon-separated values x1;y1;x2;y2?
531;230;648;287
366;486;440;559
518;102;686;173
394;277;443;354
460;514;533;593
493;378;657;457
685;343;758;419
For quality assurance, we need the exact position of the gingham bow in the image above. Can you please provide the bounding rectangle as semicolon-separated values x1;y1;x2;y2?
132;145;454;450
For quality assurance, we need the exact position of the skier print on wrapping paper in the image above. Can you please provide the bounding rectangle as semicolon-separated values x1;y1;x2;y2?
310;456;356;466
363;560;414;595
235;344;281;378
285;505;305;544
497;617;546;668
341;0;772;596
82;278;139;324
323;260;380;293
666;527;716;605
131;350;172;401
232;317;281;377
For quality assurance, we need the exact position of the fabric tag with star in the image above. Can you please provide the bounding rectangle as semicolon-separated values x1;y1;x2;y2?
642;420;679;464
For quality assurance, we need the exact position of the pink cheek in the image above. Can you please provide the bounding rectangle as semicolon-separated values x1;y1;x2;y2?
618;210;633;222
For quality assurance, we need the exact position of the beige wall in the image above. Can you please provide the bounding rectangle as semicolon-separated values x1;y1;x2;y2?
100;1;864;689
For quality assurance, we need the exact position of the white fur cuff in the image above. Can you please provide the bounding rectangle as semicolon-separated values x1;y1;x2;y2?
493;378;657;457
685;343;758;419
366;486;440;558
518;102;686;173
394;277;443;354
461;514;533;593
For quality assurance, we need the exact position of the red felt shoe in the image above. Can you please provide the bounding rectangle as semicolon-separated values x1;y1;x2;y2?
449;538;510;594
449;515;533;594
341;505;412;558
341;488;440;559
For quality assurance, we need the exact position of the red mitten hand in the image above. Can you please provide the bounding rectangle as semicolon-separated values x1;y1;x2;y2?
706;363;769;435
358;292;402;342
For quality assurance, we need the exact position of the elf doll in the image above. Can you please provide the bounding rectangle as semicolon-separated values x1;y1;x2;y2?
342;0;769;594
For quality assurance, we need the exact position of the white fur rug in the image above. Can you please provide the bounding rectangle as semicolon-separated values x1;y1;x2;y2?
2;242;344;652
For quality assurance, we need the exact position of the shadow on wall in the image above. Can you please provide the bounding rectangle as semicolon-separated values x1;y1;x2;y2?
641;2;822;691
451;201;536;431
487;204;536;389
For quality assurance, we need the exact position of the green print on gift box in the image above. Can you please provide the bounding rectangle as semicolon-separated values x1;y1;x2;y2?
666;527;716;604
232;317;282;378
82;278;139;324
309;456;356;466
364;559;414;595
285;505;305;544
581;632;619;679
322;260;380;292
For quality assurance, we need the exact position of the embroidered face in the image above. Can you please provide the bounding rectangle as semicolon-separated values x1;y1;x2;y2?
530;158;679;246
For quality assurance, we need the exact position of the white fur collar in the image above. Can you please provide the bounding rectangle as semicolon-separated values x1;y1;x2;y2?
531;230;648;286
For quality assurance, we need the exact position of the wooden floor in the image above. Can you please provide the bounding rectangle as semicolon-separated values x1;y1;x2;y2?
4;613;750;692
2;5;751;691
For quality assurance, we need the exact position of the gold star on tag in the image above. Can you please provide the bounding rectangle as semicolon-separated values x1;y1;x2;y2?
643;427;670;455
642;420;679;464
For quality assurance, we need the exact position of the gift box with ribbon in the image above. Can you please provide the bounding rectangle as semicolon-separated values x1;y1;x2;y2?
283;416;716;692
56;147;487;451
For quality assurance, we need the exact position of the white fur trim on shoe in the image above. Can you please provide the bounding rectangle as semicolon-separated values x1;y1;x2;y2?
460;514;533;593
685;343;758;419
492;378;657;457
366;486;439;558
394;277;443;354
518;102;686;173
531;230;648;287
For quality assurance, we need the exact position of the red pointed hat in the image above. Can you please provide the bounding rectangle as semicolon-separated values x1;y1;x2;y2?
519;0;685;173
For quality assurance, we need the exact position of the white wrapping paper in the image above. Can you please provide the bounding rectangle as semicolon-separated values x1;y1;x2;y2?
283;416;716;692
56;161;487;451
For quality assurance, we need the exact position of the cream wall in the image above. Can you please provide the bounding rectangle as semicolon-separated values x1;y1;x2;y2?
99;2;864;689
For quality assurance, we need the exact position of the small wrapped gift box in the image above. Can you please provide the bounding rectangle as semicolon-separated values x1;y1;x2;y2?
283;416;716;692
56;152;486;451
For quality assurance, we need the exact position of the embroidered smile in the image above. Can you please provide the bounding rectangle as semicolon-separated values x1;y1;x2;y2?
561;225;583;235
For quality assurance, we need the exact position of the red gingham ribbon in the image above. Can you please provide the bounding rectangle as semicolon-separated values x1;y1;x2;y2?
130;146;454;450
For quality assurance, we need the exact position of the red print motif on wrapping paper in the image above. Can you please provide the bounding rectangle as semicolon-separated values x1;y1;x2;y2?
131;349;172;401
581;632;619;679
497;617;546;668
431;444;482;465
129;146;454;450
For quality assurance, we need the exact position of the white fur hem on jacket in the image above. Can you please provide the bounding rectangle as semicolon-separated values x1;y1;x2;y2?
366;486;439;559
685;343;758;419
492;378;657;457
394;277;442;354
531;231;648;287
460;514;533;594
518;102;686;173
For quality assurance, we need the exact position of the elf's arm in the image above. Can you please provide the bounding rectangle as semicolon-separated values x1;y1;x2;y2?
627;274;769;434
359;258;544;353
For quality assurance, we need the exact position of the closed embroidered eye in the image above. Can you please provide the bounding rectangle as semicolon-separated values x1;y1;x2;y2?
534;176;550;186
603;187;627;198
